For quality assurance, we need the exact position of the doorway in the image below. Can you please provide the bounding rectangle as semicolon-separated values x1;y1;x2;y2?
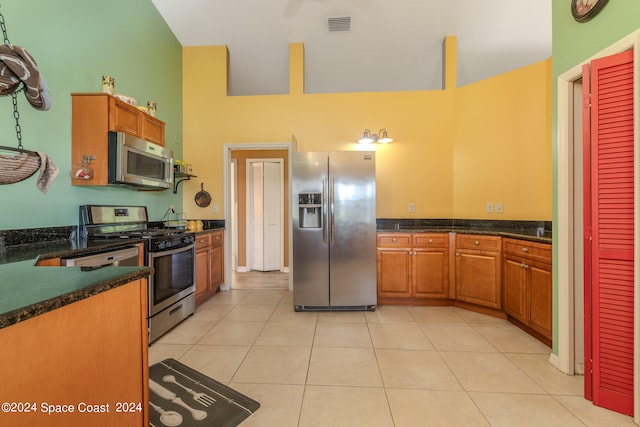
556;30;640;422
247;159;283;272
223;143;293;292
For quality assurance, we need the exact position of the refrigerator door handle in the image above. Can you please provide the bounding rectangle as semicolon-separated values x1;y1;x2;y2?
322;177;328;245
330;176;335;244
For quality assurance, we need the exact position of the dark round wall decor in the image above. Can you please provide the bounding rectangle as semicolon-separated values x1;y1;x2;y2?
571;0;609;23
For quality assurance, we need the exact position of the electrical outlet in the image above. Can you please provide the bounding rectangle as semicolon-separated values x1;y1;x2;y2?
495;202;504;214
169;205;175;213
408;203;416;213
486;202;494;213
212;204;218;213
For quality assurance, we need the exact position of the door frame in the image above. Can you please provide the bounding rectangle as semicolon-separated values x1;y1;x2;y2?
246;158;285;272
223;142;294;291
555;29;640;422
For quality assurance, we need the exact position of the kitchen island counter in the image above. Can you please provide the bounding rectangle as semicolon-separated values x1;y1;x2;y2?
0;258;151;329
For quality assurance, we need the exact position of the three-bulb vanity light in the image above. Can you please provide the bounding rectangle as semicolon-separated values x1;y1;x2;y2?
357;128;393;144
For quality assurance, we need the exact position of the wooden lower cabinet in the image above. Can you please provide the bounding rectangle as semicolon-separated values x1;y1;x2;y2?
503;238;552;343
377;233;449;303
0;279;149;427
454;234;502;309
195;230;224;306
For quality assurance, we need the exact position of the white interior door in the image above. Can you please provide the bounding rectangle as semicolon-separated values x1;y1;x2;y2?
248;159;282;272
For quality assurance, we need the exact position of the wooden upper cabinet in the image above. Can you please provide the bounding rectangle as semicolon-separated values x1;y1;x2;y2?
71;93;166;186
143;114;165;145
109;97;142;136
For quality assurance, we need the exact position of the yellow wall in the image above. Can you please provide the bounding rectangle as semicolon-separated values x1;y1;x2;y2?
453;59;553;219
182;40;551;221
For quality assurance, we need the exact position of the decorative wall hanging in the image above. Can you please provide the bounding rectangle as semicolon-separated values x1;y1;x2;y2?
571;0;609;23
0;6;57;193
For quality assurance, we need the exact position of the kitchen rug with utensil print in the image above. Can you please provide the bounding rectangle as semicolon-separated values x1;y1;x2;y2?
148;358;260;427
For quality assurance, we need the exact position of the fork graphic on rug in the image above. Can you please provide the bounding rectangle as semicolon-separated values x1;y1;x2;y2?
162;374;217;407
149;379;208;421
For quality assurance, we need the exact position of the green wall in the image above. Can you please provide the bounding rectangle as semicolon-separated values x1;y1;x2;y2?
551;1;640;353
0;0;182;230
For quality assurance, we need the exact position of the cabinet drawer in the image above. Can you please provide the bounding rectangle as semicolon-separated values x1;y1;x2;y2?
210;231;223;247
413;233;448;248
456;234;501;252
195;233;212;249
377;233;411;248
503;238;551;262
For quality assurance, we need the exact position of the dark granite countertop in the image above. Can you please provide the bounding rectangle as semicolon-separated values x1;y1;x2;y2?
0;260;152;329
0;223;226;330
376;227;552;244
376;219;552;244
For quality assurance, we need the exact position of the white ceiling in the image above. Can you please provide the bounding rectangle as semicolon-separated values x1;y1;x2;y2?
151;0;552;96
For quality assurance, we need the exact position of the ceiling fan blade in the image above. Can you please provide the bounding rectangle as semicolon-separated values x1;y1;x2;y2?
283;0;304;17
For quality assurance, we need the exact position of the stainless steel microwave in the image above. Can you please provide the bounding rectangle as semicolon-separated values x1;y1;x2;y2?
107;131;173;190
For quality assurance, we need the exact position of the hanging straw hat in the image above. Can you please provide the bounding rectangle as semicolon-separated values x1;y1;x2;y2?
0;44;50;111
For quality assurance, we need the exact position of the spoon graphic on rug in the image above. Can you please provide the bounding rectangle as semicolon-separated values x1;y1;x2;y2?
149;401;183;427
150;379;208;421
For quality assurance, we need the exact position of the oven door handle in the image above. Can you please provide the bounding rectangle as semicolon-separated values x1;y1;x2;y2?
148;243;195;259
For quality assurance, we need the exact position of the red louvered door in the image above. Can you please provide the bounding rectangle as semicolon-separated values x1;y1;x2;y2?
583;49;634;416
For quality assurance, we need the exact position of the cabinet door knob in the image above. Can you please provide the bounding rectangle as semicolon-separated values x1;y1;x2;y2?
474;240;480;246
392;238;397;242
455;252;459;256
428;239;433;243
522;247;529;253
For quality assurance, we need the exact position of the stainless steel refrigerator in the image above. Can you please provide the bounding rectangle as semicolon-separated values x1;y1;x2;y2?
292;151;377;311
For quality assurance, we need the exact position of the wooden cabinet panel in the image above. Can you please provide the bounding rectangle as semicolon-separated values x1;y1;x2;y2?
109;97;142;136
211;245;224;288
456;234;501;251
195;230;224;306
455;250;501;309
0;280;149;426
528;260;552;337
377;249;411;297
143;114;165;145
502;238;552;342
195;246;211;299
377;234;411;248
503;256;527;321
377;232;449;301
414;250;448;298
413;234;448;248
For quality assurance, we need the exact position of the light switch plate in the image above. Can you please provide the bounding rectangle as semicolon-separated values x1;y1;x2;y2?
486;202;494;213
408;203;415;213
496;202;504;214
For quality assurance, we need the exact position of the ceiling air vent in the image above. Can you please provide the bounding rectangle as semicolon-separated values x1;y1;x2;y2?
326;16;351;33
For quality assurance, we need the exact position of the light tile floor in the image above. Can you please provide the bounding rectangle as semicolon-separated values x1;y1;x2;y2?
149;289;637;427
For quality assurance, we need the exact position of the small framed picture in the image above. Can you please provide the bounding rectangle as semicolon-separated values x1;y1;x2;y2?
571;0;609;23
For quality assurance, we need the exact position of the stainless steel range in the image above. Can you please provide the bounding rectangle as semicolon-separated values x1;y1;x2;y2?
79;205;196;343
